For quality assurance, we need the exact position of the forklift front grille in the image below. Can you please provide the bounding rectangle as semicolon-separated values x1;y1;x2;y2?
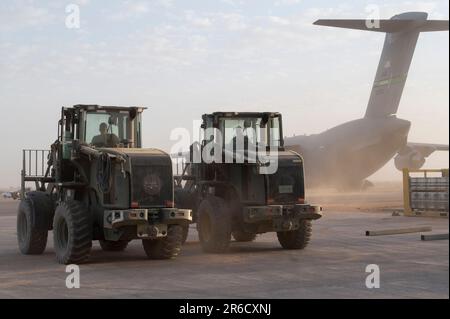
131;165;173;207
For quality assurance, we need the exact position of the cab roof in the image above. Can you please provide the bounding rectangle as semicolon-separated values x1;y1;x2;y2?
204;111;281;118
71;104;147;112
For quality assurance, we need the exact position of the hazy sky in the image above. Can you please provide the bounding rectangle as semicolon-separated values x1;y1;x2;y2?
0;0;448;188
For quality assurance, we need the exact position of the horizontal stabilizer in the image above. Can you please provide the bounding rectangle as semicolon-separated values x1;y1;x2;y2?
419;20;449;32
313;19;449;33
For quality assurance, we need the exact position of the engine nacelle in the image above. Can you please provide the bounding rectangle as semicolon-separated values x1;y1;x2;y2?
394;150;426;171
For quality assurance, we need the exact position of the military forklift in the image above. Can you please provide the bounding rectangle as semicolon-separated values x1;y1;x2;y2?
17;105;191;264
174;112;321;253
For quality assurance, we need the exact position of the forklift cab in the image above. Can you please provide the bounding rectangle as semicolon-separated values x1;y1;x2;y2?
72;105;145;148
201;112;285;151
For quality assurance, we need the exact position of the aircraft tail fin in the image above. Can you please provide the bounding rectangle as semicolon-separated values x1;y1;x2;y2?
314;12;449;118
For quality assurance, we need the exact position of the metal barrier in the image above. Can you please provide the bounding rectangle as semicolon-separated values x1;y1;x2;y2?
21;149;51;199
403;168;449;217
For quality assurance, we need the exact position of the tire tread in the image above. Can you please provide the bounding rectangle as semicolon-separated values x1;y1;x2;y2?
142;225;183;259
53;200;92;264
277;220;312;250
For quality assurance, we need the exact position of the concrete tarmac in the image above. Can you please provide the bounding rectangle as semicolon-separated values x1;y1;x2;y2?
0;188;448;298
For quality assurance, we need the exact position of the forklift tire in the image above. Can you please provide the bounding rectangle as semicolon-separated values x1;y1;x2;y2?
197;196;231;253
99;240;129;252
17;196;49;255
232;230;257;242
181;224;189;244
142;224;183;259
53;200;92;264
277;220;312;250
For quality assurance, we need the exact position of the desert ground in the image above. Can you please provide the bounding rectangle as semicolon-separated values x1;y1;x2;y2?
0;182;448;298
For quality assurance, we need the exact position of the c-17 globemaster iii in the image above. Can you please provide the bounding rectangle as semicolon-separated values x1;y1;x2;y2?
284;12;449;190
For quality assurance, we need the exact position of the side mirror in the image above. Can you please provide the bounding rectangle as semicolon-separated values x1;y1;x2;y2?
261;114;269;127
108;114;118;125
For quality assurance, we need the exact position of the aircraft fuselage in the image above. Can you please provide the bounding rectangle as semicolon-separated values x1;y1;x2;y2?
285;116;411;189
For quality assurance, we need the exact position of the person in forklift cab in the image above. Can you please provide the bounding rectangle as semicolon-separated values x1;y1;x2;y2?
91;122;120;148
231;120;255;151
232;126;248;150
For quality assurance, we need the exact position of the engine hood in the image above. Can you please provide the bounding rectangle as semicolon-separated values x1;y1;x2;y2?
277;150;304;166
257;150;303;167
99;148;172;166
98;148;173;207
267;151;305;204
229;149;303;165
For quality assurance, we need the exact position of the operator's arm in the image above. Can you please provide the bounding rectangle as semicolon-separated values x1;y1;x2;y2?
108;134;120;147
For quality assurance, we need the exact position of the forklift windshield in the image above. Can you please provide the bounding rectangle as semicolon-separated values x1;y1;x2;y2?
220;116;282;148
84;110;140;148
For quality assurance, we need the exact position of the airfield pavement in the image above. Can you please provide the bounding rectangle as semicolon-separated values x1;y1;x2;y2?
0;183;448;299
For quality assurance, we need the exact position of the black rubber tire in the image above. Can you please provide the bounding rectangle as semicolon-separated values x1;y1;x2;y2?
181;224;189;244
17;196;49;255
197;196;231;253
277;220;312;250
142;225;183;259
27;192;55;230
232;230;257;242
99;240;129;252
53;201;92;264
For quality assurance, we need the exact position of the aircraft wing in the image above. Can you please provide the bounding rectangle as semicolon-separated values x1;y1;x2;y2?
394;142;448;170
404;142;449;157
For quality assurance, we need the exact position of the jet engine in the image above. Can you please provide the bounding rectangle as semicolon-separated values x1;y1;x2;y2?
394;149;426;171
